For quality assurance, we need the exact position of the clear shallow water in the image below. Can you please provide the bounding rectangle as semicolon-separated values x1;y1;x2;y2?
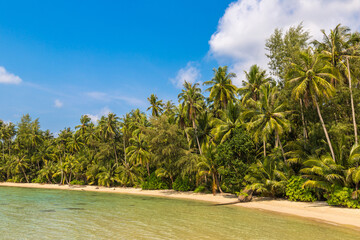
0;187;359;240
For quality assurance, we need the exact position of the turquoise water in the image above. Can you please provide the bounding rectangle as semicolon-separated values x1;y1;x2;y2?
0;187;359;239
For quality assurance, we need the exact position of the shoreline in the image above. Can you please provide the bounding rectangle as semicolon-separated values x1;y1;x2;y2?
1;182;360;230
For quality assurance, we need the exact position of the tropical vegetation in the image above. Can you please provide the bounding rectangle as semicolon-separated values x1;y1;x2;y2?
1;23;360;208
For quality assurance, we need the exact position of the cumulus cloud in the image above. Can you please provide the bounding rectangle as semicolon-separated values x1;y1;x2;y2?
171;62;201;88
86;107;112;124
209;0;360;85
54;99;63;108
86;91;144;106
0;66;22;84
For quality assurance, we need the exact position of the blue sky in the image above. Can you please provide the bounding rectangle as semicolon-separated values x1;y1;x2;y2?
0;0;359;133
0;0;232;131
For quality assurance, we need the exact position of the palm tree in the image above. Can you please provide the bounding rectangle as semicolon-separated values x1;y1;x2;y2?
245;157;288;197
245;85;290;159
178;81;204;154
301;155;344;192
147;94;164;117
345;144;360;198
313;24;360;144
287;48;337;161
96;164;120;187
126;131;151;176
211;101;242;144
203;66;237;110
239;64;272;104
99;113;120;164
197;144;223;195
118;161;142;186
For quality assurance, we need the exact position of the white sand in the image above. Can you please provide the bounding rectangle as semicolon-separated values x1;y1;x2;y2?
1;182;359;229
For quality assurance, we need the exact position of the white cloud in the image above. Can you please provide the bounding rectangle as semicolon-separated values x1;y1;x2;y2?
171;62;201;88
54;99;63;108
86;91;144;106
209;0;360;86
0;66;22;84
85;107;112;124
86;91;108;101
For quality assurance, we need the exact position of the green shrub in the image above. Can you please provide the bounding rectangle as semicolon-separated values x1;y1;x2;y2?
326;187;360;208
286;176;317;202
194;185;207;193
70;180;86;185
31;177;46;184
141;173;169;190
172;177;192;191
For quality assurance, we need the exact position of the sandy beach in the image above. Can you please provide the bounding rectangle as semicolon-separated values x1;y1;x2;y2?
1;182;359;229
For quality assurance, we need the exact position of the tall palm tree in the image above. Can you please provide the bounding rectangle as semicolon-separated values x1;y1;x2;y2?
313;24;360;144
147;94;164;117
178;81;204;154
245;85;290;159
203;66;237;110
126;131;151;176
99;113;120;164
239;64;272;104
287;48;337;161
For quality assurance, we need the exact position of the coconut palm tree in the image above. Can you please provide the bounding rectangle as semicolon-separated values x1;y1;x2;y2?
147;94;164;117
211;101;242;144
239;64;273;104
245;85;290;159
313;24;360;144
178;81;204;154
203;66;237;110
301;155;344;192
245;157;288;197
98;113;120;164
287;48;337;161
197;144;223;195
126;131;151;176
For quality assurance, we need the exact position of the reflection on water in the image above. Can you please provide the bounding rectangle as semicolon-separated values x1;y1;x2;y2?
0;186;359;240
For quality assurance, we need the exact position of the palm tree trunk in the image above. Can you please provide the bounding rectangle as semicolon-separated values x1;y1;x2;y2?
192;119;202;155
276;131;286;162
299;99;308;140
113;143;118;165
263;139;266;157
347;57;358;145
212;173;216;195
314;98;336;161
146;162;150;177
215;173;223;194
123;135;127;164
21;167;29;183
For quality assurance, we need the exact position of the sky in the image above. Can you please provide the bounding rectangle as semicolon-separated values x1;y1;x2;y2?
0;0;359;133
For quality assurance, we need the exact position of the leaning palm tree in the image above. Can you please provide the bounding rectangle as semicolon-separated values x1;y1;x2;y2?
239;64;273;104
178;81;204;154
147;94;164;117
313;24;360;144
245;85;290;159
287;48;337;161
203;66;237;110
